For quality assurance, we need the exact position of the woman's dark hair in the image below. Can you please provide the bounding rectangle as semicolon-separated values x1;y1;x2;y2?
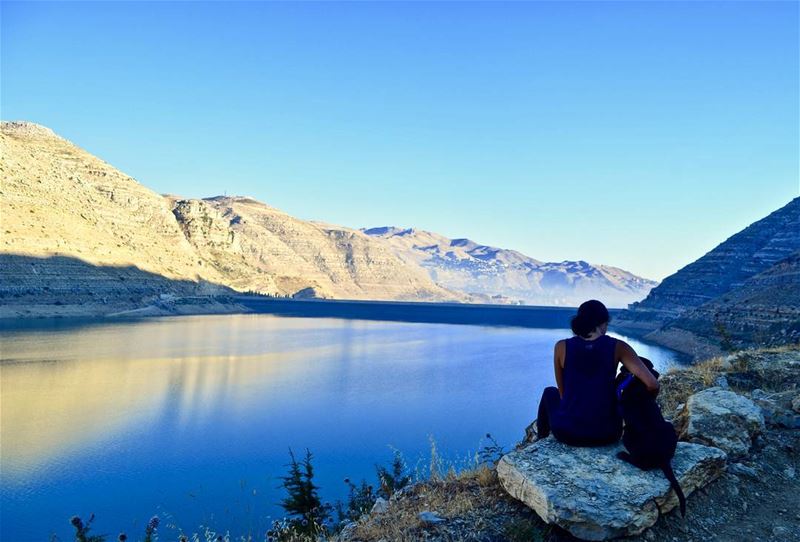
571;299;610;338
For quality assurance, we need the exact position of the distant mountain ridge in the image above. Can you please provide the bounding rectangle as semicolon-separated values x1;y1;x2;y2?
1;120;657;317
614;197;800;357
0;121;457;317
168;195;457;301
362;226;657;308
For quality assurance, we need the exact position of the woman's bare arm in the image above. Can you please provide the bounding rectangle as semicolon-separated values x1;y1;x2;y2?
554;340;565;397
617;340;660;394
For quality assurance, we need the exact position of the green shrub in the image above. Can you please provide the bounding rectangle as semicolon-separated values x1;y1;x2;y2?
375;449;410;499
276;449;332;538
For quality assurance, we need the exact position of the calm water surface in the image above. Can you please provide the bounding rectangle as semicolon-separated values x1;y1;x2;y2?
0;314;681;541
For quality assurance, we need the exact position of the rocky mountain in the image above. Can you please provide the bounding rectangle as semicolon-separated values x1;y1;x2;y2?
614;197;800;357
362;227;657;307
168;196;457;301
0;121;457;317
649;250;800;357
0;121;237;318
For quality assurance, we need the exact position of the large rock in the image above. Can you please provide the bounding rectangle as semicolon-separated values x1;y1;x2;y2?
497;439;726;541
675;387;765;459
750;389;800;429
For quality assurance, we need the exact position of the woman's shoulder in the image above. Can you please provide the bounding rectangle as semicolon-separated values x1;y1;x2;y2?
554;338;568;355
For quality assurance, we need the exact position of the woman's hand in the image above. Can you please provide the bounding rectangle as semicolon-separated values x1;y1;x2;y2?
617;340;660;395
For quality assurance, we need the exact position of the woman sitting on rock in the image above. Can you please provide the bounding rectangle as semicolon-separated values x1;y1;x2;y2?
534;299;659;446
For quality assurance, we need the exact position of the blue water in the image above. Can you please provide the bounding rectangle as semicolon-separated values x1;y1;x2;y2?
0;314;681;541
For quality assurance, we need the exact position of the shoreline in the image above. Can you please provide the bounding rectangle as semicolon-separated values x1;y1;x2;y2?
0;297;692;364
0;295;601;328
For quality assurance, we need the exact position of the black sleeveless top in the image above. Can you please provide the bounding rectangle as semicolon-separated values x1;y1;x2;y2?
551;334;622;445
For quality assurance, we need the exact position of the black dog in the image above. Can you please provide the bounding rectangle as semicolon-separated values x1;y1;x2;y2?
615;357;686;516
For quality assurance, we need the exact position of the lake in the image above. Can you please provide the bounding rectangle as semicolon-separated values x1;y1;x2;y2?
0;313;682;541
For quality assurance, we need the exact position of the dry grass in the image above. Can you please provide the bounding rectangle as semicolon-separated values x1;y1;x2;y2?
691;356;731;386
658;345;800;416
473;464;497;488
657;370;706;416
332;464;542;542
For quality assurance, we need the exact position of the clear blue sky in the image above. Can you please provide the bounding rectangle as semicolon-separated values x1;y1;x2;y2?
2;1;798;280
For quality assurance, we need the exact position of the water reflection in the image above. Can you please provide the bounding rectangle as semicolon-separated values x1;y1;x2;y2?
0;314;681;541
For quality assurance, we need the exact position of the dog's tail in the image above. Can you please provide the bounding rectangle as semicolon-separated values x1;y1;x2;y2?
662;461;686;517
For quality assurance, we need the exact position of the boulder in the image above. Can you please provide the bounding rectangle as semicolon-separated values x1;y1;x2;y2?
750;389;800;429
675;387;766;458
728;462;758;478
370;497;388;514
497;438;726;540
418;511;445;525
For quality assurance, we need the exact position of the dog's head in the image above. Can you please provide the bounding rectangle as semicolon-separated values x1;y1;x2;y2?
619;356;660;380
616;357;660;402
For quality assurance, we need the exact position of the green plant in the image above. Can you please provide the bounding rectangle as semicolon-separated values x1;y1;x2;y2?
69;515;106;542
277;449;331;537
336;478;376;523
476;433;505;466
143;516;159;542
714;316;735;352
375;449;410;499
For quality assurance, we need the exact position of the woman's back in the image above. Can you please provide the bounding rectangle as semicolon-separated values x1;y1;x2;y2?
552;334;622;445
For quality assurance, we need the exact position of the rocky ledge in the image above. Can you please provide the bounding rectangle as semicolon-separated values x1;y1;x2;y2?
339;347;799;541
497;441;726;540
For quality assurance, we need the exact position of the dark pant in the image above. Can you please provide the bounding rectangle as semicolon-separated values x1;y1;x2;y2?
536;386;561;440
536;386;620;447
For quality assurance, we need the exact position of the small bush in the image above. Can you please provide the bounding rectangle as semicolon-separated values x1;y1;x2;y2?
375;449;410;499
336;479;376;523
276;449;331;538
69;514;105;542
477;433;506;466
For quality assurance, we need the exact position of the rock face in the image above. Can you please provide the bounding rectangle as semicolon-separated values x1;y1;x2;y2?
497;438;727;540
661;251;800;353
170;197;459;301
362;227;657;308
0;121;234;317
675;387;765;459
0;122;212;281
614;197;800;357
0;121;458;317
749;389;800;429
0;119;661;315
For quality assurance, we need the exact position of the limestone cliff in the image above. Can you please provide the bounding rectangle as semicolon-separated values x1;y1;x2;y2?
0;121;457;317
168;196;459;301
650;251;800;356
0;122;214;280
0;121;234;317
614;197;800;356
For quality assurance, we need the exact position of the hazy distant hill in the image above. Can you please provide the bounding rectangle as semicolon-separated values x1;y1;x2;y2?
362;227;657;308
614;197;800;357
